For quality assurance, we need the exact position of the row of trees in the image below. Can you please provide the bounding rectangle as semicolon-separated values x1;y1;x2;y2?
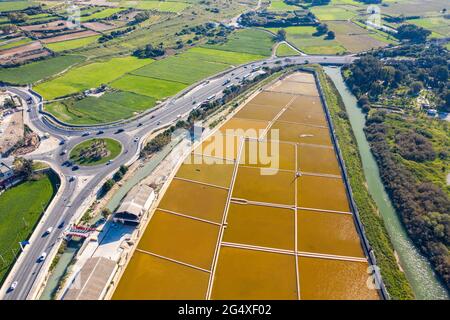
239;10;316;28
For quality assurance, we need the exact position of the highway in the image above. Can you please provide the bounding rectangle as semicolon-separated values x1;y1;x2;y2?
0;54;356;300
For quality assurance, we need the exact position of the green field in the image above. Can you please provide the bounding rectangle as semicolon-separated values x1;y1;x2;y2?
310;6;357;21
204;29;274;56
80;8;124;22
45;35;101;52
267;26;346;54
0;1;36;12
268;0;300;11
408;17;450;39
0;173;57;284
70;138;123;166
45;91;156;124
0;37;32;50
120;0;189;12
132;54;229;84
111;75;187;99
0;55;86;85
185;47;265;65
34;56;153;100
276;43;300;57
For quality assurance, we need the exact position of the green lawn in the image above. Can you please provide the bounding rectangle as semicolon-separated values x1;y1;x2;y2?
45;35;101;52
267;26;346;54
0;55;86;85
111;75;187;100
119;1;189;12
80;8;124;22
276;43;300;57
408;17;450;39
34;56;153;100
204;29;274;56
45;91;156;125
268;0;300;11
70;138;123;166
0;173;57;284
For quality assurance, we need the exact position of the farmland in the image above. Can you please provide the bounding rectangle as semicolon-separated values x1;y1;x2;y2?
276;43;300;57
34;56;153;100
45;91;156;125
0;1;36;12
0;55;86;85
310;6;357;21
267;0;300;12
204;29;274;56
45;36;101;52
408;17;450;39
80;8;124;22
0;173;57;284
119;1;190;12
0;38;32;51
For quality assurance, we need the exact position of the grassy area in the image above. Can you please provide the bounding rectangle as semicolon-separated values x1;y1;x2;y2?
120;0;189;12
45;91;156;125
0;1;36;12
132;54;229;84
268;0;300;11
276;43;300;57
80;8;124;22
45;36;101;53
185;47;265;65
0;37;32;50
0;55;86;85
310;5;357;21
408;17;450;39
0;173;58;284
34;56;153;100
314;66;414;299
111;75;187;100
70;138;122;166
267;26;346;54
204;29;274;56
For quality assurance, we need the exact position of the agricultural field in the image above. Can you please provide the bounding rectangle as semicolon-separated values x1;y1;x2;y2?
267;26;346;55
276;43;300;57
119;0;190;12
0;0;36;12
0;173;57;284
0;55;86;85
70;138;122;166
45;35;101;52
382;0;447;16
407;17;450;39
267;0;300;11
204;29;274;56
45;91;157;124
0;37;32;51
310;5;357;21
111;75;187;100
34;56;153;100
113;72;380;300
80;8;124;22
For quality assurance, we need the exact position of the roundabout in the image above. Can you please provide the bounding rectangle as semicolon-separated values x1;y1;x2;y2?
69;138;122;166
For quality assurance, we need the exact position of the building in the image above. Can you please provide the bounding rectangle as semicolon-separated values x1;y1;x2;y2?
0;162;14;184
113;184;155;225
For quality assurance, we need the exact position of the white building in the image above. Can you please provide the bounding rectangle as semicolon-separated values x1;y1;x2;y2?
113;184;155;224
0;162;14;184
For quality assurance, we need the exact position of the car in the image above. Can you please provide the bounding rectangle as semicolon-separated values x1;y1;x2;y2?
133;137;139;142
116;128;124;134
60;149;67;155
82;131;90;137
107;160;113;165
72;165;79;171
38;252;47;262
69;176;75;182
43;227;53;236
157;121;161;125
97;130;104;135
137;123;143;127
59;140;65;145
58;221;65;229
150;115;155;119
9;281;18;291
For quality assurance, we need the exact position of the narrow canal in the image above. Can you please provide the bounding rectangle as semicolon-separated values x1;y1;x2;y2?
324;67;448;299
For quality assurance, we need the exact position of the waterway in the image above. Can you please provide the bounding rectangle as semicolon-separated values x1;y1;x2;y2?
324;66;448;299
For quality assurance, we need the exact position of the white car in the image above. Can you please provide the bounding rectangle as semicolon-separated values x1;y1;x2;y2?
39;252;47;262
9;281;18;291
134;137;139;142
45;227;53;235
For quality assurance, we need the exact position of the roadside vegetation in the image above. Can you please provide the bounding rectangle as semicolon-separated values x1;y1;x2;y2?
69;138;122;166
0;170;58;285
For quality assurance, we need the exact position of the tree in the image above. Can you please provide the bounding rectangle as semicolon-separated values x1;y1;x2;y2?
409;81;423;95
102;179;115;193
13;157;33;180
7;12;28;23
101;208;112;219
276;29;286;41
2;98;16;109
396;24;431;43
326;30;335;40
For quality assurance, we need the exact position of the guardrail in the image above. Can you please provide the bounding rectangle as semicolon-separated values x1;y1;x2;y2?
311;68;390;300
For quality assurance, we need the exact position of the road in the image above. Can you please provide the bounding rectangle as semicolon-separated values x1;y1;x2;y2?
0;54;356;300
